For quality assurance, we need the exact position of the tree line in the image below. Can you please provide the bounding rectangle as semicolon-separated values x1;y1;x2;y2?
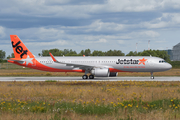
39;48;170;62
0;49;170;62
39;49;125;57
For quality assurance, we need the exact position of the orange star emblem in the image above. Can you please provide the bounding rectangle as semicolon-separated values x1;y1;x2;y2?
138;58;147;65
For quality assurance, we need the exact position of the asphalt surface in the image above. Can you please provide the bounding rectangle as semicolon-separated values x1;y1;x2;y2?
0;77;179;81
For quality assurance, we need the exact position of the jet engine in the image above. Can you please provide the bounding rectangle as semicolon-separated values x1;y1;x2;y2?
109;72;118;77
91;68;109;77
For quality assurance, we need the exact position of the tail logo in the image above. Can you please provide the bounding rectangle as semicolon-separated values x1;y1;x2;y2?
12;41;28;58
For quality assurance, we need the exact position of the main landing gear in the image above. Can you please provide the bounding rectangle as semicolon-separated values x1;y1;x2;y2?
82;70;94;79
82;75;94;79
150;72;154;79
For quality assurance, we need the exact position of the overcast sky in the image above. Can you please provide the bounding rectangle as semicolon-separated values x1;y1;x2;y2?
1;0;180;57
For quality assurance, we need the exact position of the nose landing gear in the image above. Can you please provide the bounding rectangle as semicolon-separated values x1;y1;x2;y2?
150;72;154;79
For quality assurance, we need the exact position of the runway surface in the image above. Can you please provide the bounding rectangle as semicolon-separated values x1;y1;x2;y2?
0;77;180;81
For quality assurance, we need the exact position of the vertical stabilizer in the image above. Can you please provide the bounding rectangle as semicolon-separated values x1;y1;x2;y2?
10;35;34;59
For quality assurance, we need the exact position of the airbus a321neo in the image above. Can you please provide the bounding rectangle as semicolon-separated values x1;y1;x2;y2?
8;35;172;79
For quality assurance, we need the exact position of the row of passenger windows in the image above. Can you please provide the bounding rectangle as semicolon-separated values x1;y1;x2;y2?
159;60;167;63
40;61;66;63
72;61;116;63
40;61;54;63
39;61;116;63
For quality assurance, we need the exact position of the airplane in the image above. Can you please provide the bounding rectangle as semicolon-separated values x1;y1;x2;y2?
8;35;172;79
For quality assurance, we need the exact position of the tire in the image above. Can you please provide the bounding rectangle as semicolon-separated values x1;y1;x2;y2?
89;75;94;79
82;75;88;79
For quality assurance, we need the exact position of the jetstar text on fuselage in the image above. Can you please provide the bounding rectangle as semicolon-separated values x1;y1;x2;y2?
116;59;139;65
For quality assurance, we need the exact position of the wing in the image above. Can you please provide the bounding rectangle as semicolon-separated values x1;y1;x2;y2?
49;53;111;70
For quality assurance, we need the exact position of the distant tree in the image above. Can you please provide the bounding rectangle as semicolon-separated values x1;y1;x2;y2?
7;53;15;59
0;50;5;59
91;50;105;56
41;49;79;56
78;49;91;56
39;48;171;62
156;50;170;62
126;50;170;62
66;49;77;56
42;50;50;56
139;50;158;56
126;51;137;56
63;49;69;55
49;48;59;54
105;50;125;56
7;55;11;59
113;50;125;56
104;50;113;56
79;50;85;56
0;50;5;63
84;49;91;56
11;53;14;58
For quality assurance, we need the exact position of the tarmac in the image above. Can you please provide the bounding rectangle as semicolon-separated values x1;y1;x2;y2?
0;77;179;81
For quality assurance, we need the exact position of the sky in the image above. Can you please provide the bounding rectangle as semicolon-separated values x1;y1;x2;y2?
1;0;180;57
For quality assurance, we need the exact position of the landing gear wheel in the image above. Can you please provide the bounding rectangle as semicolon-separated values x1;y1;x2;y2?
82;75;88;79
89;75;94;79
151;76;154;79
150;72;154;79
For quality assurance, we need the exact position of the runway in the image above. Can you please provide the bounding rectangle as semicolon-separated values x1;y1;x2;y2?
0;77;180;81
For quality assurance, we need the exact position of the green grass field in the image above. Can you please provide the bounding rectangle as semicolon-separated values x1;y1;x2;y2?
1;63;180;119
0;81;180;119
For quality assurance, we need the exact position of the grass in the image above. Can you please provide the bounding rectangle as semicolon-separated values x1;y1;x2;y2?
0;62;23;69
0;62;180;119
1;81;180;119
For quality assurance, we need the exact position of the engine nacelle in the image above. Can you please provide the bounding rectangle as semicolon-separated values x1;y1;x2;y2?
91;68;109;77
109;72;118;77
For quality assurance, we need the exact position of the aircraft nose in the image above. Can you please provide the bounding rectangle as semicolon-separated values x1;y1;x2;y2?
166;63;172;70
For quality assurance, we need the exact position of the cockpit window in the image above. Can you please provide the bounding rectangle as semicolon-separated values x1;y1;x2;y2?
159;60;166;63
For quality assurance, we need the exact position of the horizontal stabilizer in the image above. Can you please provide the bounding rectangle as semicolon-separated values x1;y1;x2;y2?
9;58;22;61
8;58;24;64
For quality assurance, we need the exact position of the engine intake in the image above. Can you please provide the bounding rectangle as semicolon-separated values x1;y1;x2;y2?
109;72;118;77
91;68;109;77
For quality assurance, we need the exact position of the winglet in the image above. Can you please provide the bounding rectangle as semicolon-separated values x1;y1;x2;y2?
49;52;57;62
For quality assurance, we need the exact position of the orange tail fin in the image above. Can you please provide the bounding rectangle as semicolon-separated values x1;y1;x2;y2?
10;35;34;59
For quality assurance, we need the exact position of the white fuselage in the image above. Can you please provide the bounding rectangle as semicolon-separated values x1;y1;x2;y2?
35;56;172;72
